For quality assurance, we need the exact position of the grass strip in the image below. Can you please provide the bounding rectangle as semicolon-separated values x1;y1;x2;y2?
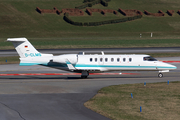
84;81;180;120
0;56;19;64
2;39;180;50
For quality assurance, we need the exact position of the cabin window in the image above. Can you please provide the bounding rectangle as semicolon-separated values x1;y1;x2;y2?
123;58;126;62
90;58;92;62
143;56;157;61
100;58;103;62
95;58;97;62
111;58;114;62
105;58;108;62
129;58;132;62
117;58;120;62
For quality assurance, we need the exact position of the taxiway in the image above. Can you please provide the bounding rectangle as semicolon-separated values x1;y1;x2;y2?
0;60;179;120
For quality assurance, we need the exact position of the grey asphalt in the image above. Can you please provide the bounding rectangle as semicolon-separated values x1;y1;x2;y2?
1;47;180;57
0;59;179;120
0;72;180;120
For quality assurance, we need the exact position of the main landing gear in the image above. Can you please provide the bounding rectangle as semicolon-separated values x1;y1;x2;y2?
158;73;163;78
81;71;89;78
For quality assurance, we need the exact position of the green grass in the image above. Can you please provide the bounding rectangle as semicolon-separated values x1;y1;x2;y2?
4;38;180;49
1;0;180;49
84;82;180;120
0;56;19;64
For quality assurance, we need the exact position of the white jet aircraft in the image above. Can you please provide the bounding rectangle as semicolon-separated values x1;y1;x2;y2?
7;38;177;78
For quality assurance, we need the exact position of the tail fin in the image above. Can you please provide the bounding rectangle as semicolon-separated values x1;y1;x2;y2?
7;38;52;58
7;38;53;66
7;38;40;58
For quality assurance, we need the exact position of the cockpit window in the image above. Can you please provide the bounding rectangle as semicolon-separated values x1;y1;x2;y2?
143;56;157;61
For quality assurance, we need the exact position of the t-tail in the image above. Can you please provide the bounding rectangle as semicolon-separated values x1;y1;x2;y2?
7;38;53;66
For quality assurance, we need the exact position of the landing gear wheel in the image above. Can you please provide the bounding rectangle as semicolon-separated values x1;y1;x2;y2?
158;73;163;78
81;76;88;79
81;71;89;79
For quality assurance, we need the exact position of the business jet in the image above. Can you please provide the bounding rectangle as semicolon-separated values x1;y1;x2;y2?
7;38;177;78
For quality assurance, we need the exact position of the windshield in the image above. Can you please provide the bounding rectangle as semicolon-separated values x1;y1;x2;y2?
143;56;157;61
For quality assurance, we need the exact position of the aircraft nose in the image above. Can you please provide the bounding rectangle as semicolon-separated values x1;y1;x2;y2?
167;63;177;70
171;64;177;69
158;62;177;70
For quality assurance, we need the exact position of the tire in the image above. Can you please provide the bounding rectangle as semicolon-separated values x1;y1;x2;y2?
158;73;163;78
81;76;88;79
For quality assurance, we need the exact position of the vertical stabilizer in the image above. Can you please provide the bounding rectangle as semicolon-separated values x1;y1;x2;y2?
7;38;39;58
7;38;53;66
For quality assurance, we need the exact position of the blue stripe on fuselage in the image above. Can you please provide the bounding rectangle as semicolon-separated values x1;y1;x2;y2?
74;64;176;69
19;63;176;69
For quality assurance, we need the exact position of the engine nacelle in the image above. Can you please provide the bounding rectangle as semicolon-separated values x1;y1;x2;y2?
52;54;78;64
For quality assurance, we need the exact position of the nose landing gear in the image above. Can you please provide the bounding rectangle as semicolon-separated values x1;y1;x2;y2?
158;73;163;78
